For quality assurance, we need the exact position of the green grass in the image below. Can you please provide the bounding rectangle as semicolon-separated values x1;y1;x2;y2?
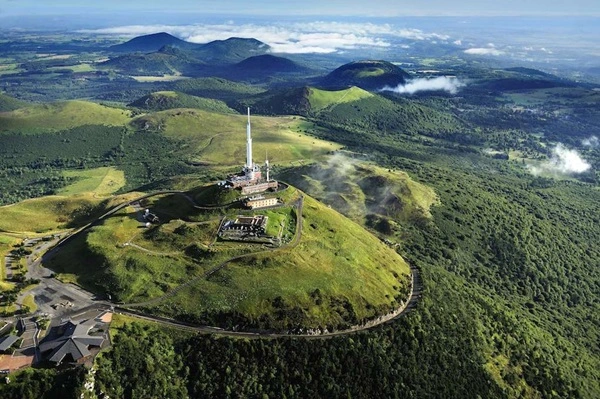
0;64;23;76
0;93;27;111
132;109;341;167
47;63;96;73
45;207;230;302
46;186;411;328
262;208;290;237
0;303;18;315
0;100;131;133
0;280;15;292
0;194;104;233
22;294;37;313
356;68;385;78
307;86;373;112
0;234;20;282
149;188;412;330
279;159;438;230
59;167;126;196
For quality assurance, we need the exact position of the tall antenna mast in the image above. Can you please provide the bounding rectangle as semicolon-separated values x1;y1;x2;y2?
246;107;253;177
265;149;270;182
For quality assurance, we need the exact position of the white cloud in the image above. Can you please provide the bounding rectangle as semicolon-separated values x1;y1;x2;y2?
80;21;451;54
453;39;462;46
379;76;466;95
582;136;599;147
529;144;591;175
464;47;503;56
394;28;449;41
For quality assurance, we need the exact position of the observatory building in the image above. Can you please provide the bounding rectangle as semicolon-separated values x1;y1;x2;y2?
224;108;278;195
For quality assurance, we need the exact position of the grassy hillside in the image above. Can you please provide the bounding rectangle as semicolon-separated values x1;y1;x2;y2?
279;158;438;230
307;86;374;112
58;167;126;197
0;101;131;133
109;32;197;53
192;37;270;63
131;108;340;166
0;93;27;112
47;186;411;330
129;91;236;113
0;194;105;233
152;189;412;330
239;86;373;116
319;60;410;90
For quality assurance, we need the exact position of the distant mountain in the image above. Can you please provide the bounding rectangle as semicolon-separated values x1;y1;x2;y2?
319;60;410;91
98;50;204;76
109;32;197;53
0;93;27;112
193;37;270;63
504;67;555;78
128;91;236;113
477;78;574;91
220;54;310;82
233;54;306;73
171;77;265;102
106;35;272;72
470;67;576;92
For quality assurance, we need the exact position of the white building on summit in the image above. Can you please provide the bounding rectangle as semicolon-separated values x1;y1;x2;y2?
224;108;278;195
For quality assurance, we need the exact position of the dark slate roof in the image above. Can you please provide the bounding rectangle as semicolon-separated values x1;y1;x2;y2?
0;335;19;351
39;319;104;364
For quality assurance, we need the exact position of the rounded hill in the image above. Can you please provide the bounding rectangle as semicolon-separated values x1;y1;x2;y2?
44;186;412;331
232;54;306;74
319;60;410;90
109;32;195;53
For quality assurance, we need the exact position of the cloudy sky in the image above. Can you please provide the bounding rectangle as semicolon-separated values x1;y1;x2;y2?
1;0;599;17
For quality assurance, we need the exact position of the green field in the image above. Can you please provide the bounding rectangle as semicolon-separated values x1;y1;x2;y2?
132;109;341;166
22;294;37;313
59;167;126;196
356;67;385;78
0;100;131;133
47;63;96;73
0;194;104;233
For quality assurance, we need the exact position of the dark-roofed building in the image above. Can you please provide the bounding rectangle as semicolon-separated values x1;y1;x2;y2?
39;319;105;365
0;335;19;352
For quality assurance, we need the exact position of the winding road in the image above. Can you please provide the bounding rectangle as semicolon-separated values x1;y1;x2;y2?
16;189;421;339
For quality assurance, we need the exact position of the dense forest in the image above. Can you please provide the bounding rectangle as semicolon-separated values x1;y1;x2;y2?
0;125;194;204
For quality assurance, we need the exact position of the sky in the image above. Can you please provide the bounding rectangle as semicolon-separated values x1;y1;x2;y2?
0;0;599;17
